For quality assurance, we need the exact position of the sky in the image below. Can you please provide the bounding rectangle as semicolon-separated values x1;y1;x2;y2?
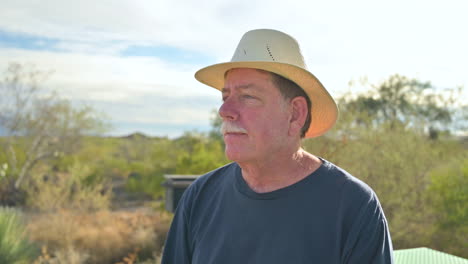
1;0;467;137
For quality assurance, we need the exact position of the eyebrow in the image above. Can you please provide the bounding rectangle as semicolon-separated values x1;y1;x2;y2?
221;84;259;93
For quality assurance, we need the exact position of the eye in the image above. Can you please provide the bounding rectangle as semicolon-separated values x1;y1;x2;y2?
243;95;256;99
222;93;229;102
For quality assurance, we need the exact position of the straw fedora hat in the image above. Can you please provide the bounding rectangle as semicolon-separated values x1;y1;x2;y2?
195;29;338;138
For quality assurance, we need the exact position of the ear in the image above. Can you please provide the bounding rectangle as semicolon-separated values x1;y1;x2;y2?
288;96;308;137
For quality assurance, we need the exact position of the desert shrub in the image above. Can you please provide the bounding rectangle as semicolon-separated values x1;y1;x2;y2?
134;254;162;264
24;162;111;211
33;245;90;264
174;133;228;175
426;156;468;258
0;207;38;263
0;178;26;206
0;161;27;206
126;171;166;200
26;210;172;264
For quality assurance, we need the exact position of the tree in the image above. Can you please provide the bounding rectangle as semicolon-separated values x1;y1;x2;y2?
0;62;108;191
342;74;462;138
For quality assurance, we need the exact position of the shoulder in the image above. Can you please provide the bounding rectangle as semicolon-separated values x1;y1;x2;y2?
318;158;385;219
320;158;377;201
323;159;394;263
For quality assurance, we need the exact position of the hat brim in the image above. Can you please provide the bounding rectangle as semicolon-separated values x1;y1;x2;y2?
195;61;338;138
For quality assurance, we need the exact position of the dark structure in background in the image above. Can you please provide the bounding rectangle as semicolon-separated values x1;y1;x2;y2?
162;175;199;212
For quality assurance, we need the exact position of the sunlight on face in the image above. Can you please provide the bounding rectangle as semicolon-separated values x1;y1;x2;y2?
219;68;292;163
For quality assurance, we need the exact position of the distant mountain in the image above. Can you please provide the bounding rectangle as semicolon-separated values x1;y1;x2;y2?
119;132;152;140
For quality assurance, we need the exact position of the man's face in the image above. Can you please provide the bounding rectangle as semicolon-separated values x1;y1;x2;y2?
219;68;292;163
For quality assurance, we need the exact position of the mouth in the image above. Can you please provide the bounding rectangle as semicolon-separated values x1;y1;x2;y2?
223;132;247;137
224;131;246;135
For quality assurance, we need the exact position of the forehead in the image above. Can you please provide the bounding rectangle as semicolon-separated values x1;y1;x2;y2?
223;68;274;91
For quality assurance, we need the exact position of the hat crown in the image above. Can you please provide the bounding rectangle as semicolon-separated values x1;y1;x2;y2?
231;29;306;68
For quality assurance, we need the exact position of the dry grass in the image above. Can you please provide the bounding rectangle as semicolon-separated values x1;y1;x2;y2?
24;163;111;212
26;209;171;264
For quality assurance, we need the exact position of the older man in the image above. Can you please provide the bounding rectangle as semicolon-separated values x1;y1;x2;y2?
162;29;393;263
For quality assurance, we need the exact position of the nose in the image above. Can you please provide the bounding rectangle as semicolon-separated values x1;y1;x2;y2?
218;97;238;121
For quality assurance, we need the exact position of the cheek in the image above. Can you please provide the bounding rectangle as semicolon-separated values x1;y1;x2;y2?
240;102;291;138
252;114;288;138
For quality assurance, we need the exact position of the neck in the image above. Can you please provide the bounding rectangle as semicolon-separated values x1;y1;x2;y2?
238;148;322;193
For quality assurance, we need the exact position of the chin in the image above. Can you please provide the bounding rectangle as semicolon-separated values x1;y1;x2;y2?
225;150;240;162
225;147;249;162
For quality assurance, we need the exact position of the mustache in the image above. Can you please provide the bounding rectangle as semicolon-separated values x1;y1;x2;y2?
220;122;248;134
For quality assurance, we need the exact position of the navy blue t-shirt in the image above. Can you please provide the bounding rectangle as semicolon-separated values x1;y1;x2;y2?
162;159;394;264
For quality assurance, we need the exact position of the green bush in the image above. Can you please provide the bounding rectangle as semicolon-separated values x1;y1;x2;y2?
427;156;468;258
126;172;166;199
0;207;38;263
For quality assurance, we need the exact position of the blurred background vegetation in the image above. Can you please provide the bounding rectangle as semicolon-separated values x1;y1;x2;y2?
0;62;467;263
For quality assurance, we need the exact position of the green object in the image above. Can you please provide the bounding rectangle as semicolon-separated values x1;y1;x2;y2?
0;207;37;264
394;248;468;264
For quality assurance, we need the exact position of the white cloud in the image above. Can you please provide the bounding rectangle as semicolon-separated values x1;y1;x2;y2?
0;47;221;136
0;47;217;95
2;0;467;64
